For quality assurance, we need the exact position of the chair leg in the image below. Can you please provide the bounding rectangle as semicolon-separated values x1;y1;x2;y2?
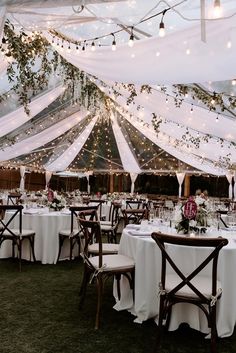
210;306;217;353
69;237;73;260
153;296;166;352
95;274;103;330
115;273;121;300
79;267;90;307
18;240;22;272
57;235;65;262
29;236;36;262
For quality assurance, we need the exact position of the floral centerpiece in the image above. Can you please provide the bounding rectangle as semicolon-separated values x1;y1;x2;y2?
48;194;66;211
175;196;211;234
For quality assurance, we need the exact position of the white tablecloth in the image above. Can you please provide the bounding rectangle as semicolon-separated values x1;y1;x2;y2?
0;208;74;264
114;224;236;338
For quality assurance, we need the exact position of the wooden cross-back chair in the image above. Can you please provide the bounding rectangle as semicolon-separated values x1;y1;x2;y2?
57;205;98;262
78;209;119;256
125;200;146;210
88;199;106;220
7;193;22;205
122;208;147;226
151;232;228;353
100;202;122;243
0;205;36;271
78;215;135;329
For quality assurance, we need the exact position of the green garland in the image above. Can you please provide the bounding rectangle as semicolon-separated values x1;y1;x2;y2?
1;20;51;114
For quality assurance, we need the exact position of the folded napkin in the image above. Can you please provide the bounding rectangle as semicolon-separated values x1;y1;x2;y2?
128;230;151;236
60;209;71;215
23;209;40;214
126;224;141;230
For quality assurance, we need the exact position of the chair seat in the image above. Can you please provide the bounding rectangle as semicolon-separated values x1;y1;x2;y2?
166;274;222;299
100;223;115;231
88;243;119;254
100;220;111;226
89;254;135;271
2;229;35;237
59;229;79;237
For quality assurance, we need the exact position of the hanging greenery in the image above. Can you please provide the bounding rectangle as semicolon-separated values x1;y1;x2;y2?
0;20;52;115
173;84;236;113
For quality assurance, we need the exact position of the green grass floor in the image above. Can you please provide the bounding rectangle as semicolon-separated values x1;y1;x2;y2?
0;259;235;353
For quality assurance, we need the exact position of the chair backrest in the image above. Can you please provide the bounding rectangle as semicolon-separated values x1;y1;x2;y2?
0;205;24;237
151;232;228;302
126;200;144;209
7;193;22;205
77;216;103;268
69;205;98;232
122;208;147;226
88;200;106;219
107;202;121;225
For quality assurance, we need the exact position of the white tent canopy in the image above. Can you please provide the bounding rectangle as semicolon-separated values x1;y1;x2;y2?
0;1;235;177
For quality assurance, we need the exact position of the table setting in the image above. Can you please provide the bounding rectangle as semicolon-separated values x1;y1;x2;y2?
114;206;236;338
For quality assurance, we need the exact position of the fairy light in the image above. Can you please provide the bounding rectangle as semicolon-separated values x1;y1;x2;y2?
159;9;167;37
128;27;134;47
213;0;222;18
111;33;116;51
91;41;96;51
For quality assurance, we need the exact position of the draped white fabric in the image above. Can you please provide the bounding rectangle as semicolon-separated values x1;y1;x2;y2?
120;109;225;176
0;85;65;138
46;16;236;85
19;165;26;191
0;6;6;43
45;170;52;190
45;116;98;171
0;109;88;161
0;57;8;78
100;82;229;174
234;172;236;201
226;173;233;199
111;113;141;174
130;172;139;194
176;172;186;198
103;80;236;143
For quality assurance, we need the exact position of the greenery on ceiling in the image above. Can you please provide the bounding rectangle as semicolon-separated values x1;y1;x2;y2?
0;22;153;116
172;84;236;112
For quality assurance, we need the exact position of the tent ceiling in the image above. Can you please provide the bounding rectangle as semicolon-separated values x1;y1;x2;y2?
0;0;235;176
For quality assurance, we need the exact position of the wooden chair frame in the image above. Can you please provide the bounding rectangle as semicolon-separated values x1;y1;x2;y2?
57;205;98;262
151;232;228;353
0;205;36;271
122;208;147;226
78;216;134;329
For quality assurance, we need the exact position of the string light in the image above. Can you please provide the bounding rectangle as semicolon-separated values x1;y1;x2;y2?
213;0;222;18
128;27;134;47
91;40;96;51
159;9;167;37
111;33;116;51
227;40;232;49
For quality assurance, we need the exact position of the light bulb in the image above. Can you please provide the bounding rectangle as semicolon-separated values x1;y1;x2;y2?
232;79;236;86
112;39;116;51
128;33;134;47
213;0;222;18
91;41;95;51
159;21;165;37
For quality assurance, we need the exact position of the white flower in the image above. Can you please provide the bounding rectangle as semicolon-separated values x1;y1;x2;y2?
174;205;183;223
189;220;197;227
195;196;206;206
